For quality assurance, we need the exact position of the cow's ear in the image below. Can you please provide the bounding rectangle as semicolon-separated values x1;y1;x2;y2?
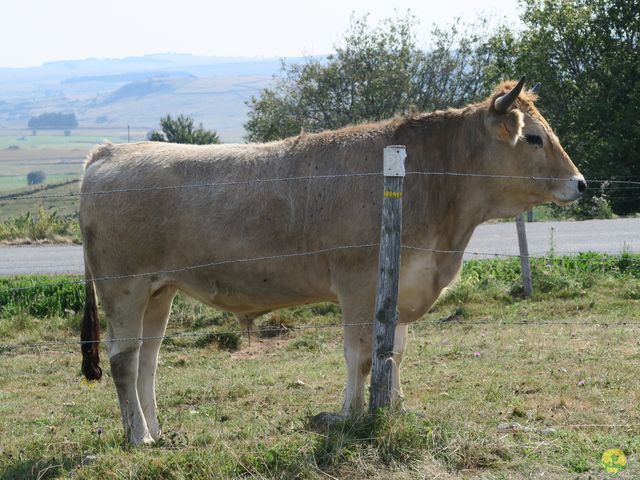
486;109;524;147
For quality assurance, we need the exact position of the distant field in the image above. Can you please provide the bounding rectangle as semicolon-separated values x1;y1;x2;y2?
0;173;80;192
0;181;80;221
0;131;133;151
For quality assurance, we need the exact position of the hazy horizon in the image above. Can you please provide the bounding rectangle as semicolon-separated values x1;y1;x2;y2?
1;0;520;68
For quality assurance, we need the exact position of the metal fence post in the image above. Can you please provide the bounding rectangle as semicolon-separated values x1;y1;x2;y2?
516;214;533;297
369;145;406;413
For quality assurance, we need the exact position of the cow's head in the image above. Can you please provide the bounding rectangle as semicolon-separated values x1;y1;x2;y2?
483;76;585;215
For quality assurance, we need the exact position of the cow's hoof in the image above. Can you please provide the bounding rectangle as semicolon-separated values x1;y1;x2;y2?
150;428;163;443
129;433;155;447
309;412;349;429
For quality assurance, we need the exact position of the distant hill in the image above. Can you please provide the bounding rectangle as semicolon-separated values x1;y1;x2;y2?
0;53;305;142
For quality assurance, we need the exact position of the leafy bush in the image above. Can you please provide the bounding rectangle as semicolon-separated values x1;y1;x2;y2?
0;207;80;242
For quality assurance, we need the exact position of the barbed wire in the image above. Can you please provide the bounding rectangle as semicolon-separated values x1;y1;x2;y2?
404;171;640;186
3;245;638;274
0;172;382;201
1;317;639;354
401;245;640;262
4;183;640;206
2;246;639;295
0;242;379;294
2;251;639;297
2;170;640;202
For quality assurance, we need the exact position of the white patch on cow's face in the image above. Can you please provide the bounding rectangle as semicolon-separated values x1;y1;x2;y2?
551;174;586;204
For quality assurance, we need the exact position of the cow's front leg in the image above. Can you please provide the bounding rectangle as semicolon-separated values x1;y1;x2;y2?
342;321;409;416
391;323;409;409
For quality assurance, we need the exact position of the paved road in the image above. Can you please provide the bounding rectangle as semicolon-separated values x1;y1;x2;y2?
1;218;639;276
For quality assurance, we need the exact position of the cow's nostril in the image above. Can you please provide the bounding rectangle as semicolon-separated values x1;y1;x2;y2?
578;180;587;193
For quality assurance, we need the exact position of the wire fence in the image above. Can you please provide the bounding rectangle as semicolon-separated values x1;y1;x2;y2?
2;245;639;297
2;171;640;202
2;316;640;355
1;168;639;350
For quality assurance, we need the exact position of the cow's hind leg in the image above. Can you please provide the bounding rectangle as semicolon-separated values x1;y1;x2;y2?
342;320;373;416
137;285;177;441
101;280;153;445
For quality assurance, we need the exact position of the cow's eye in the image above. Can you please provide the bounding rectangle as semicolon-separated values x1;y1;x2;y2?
524;134;543;147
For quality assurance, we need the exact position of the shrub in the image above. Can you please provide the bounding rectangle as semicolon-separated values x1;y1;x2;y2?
26;170;46;185
0;207;80;242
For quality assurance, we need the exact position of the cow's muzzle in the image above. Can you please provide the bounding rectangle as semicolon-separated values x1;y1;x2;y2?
553;175;587;204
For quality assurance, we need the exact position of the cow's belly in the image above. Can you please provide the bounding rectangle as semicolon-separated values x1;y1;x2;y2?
140;249;339;314
174;270;338;314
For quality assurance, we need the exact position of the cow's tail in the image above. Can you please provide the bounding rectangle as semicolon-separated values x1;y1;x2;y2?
81;266;102;381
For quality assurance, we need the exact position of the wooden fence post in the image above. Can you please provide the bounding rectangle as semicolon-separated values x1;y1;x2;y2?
369;145;406;414
516;214;533;297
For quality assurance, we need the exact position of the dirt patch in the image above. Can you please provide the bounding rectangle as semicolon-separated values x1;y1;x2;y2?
230;335;291;360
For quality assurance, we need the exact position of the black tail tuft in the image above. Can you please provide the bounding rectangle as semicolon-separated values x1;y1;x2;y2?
81;279;102;380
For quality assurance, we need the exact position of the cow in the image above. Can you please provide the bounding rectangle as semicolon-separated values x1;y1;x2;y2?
79;77;585;445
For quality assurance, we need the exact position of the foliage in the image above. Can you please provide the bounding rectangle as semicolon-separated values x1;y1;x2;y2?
27;112;78;130
0;207;80;243
244;14;504;142
149;114;220;144
493;0;640;215
26;170;46;185
244;5;640;217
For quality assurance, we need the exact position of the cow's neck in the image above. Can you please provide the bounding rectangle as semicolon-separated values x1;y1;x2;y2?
394;108;493;253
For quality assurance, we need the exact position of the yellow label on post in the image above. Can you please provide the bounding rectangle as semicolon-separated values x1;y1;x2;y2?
384;191;402;198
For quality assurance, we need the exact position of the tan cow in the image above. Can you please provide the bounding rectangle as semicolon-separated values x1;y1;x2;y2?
80;77;585;445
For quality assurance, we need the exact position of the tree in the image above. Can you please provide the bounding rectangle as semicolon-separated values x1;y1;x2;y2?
28;112;78;130
244;14;504;142
149;114;220;144
27;170;46;185
493;0;640;214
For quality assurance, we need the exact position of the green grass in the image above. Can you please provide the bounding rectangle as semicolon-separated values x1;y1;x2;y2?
1;256;640;478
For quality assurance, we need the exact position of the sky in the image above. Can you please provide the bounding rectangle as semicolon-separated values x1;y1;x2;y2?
0;0;521;68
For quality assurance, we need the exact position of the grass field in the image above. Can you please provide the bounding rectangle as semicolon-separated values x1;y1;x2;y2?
1;255;639;478
0;173;80;192
0;181;81;243
0;131;137;151
0;181;80;222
